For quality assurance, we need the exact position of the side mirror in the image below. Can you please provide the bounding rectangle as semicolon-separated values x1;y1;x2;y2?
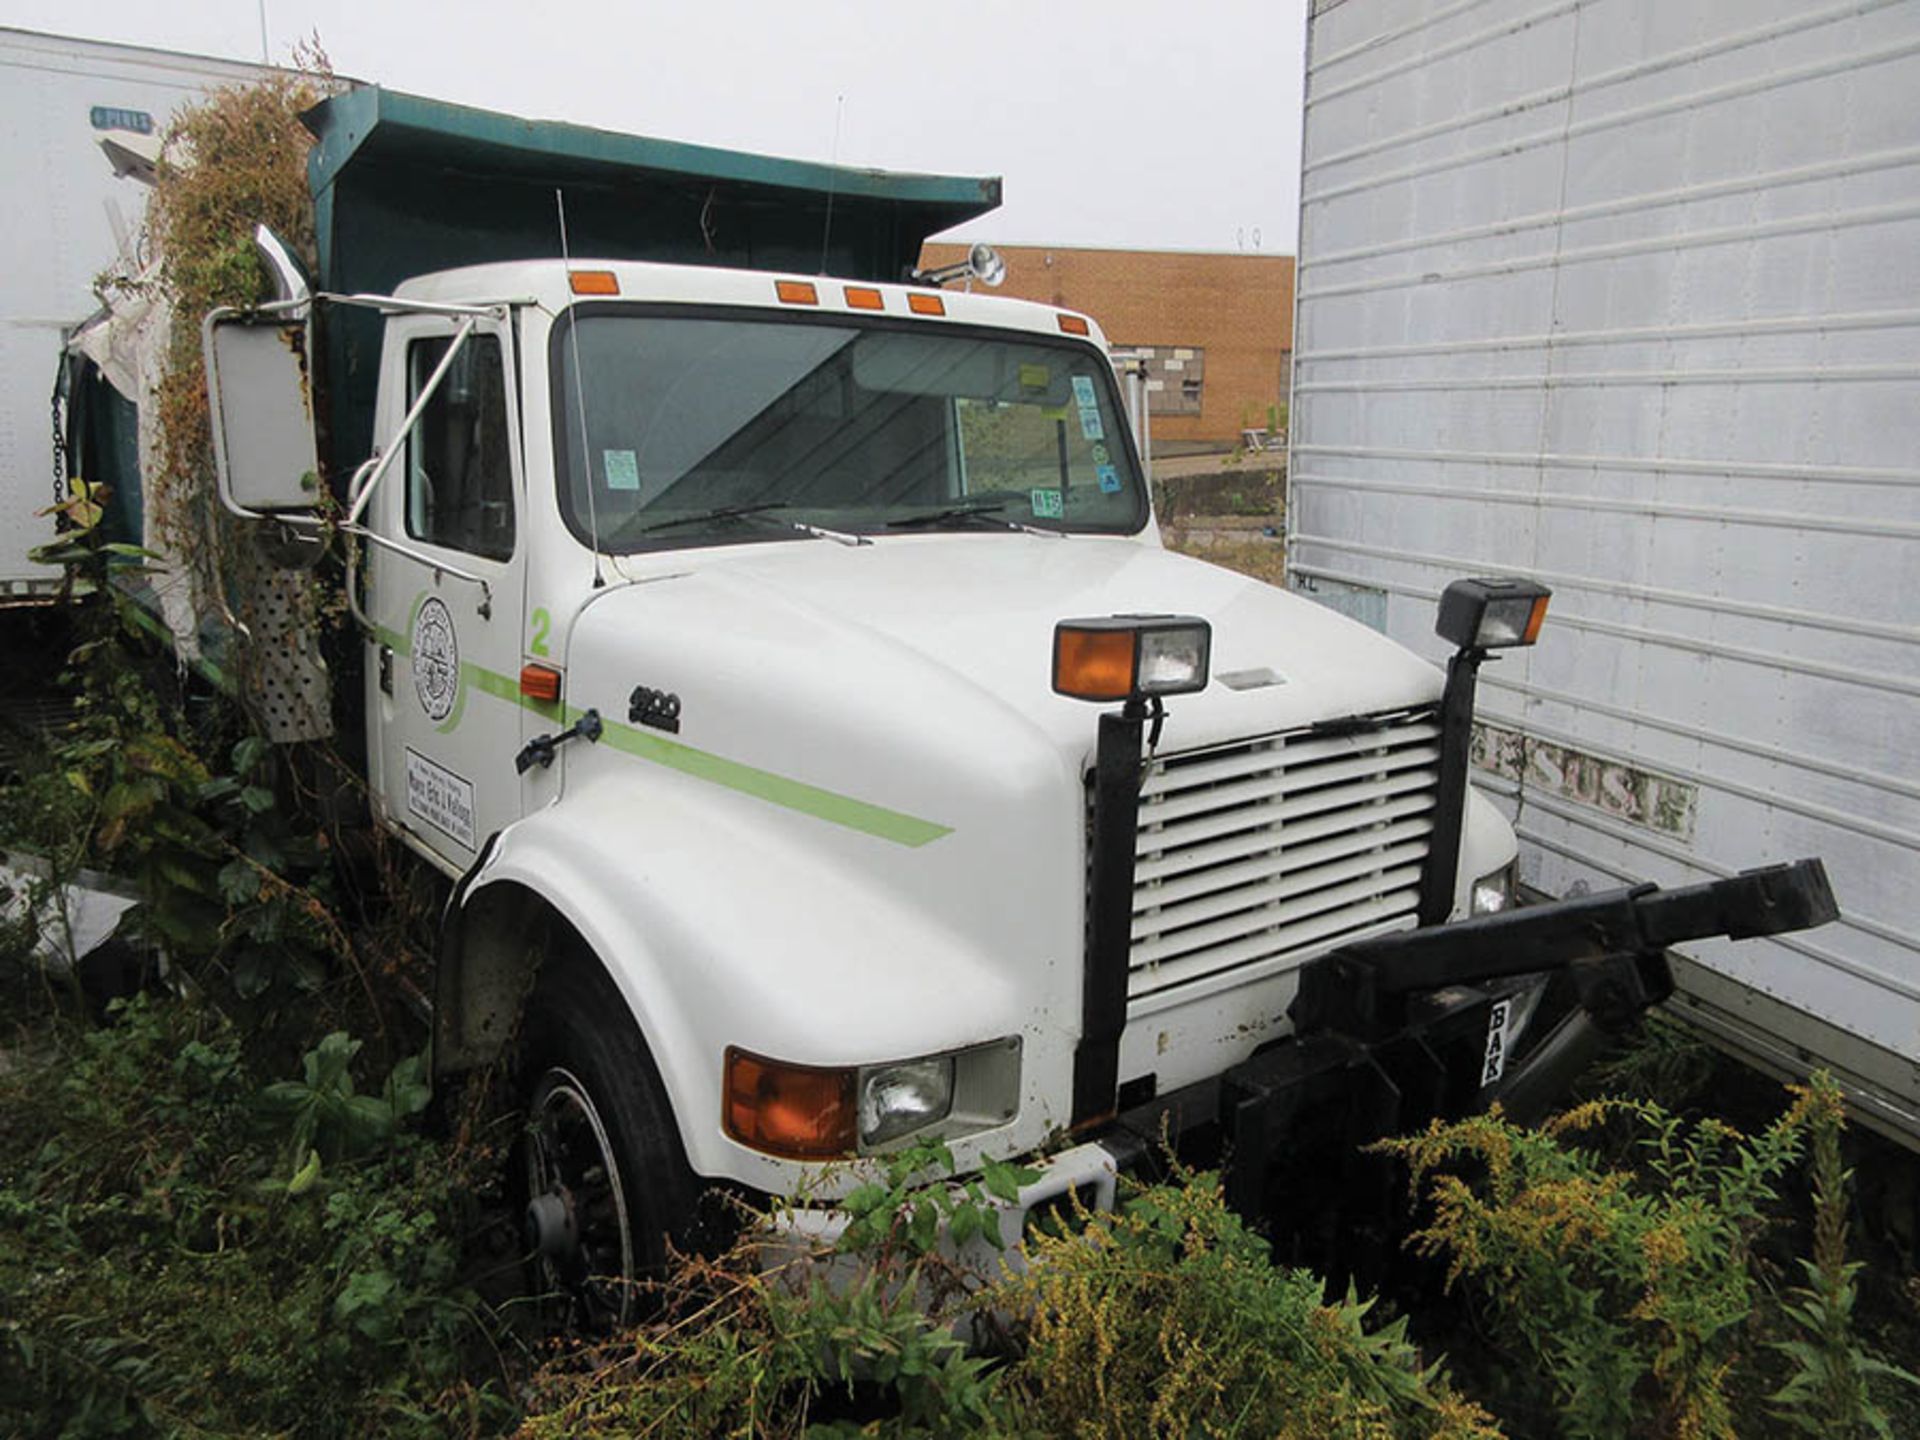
203;227;322;518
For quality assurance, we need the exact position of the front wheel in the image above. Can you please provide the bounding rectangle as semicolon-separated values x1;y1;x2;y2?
519;946;702;1328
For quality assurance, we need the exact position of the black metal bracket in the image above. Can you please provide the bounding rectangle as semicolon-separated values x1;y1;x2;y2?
515;708;602;774
1293;858;1838;1043
1071;698;1149;1127
1417;645;1487;925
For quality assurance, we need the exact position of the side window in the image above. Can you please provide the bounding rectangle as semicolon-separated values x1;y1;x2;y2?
406;334;514;560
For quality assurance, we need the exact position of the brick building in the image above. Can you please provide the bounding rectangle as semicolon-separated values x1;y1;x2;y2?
917;242;1294;450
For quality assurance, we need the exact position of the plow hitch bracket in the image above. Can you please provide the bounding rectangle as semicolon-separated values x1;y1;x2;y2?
1291;859;1838;1043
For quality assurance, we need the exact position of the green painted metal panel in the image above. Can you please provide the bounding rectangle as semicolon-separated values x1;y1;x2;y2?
301;88;1001;471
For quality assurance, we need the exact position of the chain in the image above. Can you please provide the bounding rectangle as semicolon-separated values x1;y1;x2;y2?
50;369;69;520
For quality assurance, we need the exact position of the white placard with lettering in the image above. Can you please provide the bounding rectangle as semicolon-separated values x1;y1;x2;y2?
405;748;477;849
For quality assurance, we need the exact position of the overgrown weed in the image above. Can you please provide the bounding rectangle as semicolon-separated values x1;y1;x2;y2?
1377;1074;1918;1439
0;992;514;1437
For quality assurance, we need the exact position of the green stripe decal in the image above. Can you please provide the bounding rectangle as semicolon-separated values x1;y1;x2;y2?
576;705;953;849
374;609;949;845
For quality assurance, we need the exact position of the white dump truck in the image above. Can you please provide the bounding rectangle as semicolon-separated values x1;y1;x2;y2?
1288;0;1919;1145
68;83;1834;1320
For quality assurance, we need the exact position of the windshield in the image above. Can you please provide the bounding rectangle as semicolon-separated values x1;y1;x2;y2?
552;308;1148;550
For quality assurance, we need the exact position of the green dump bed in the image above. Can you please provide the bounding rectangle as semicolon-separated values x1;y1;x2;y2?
303;87;1001;465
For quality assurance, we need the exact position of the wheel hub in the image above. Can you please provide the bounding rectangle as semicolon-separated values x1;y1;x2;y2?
523;1066;636;1327
524;1188;580;1259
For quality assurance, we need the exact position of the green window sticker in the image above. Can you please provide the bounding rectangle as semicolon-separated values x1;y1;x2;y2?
1031;488;1065;519
604;449;641;491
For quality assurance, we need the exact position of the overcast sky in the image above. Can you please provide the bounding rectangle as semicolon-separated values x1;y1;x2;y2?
0;0;1309;254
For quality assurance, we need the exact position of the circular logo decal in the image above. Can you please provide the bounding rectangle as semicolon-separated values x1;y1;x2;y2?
411;597;460;722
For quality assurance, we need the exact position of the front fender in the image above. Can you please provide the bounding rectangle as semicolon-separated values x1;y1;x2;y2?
463;777;1025;1194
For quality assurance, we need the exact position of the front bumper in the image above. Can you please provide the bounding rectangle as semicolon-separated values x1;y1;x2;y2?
771;861;1839;1264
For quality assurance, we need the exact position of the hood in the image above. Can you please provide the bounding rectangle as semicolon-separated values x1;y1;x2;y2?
596;534;1439;758
551;533;1448;1123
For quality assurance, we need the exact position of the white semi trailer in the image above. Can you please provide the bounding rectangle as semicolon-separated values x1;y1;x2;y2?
0;28;282;604
1288;0;1920;1140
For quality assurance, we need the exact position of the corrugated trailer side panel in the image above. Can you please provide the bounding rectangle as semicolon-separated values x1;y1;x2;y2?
1289;0;1920;1136
0;30;274;599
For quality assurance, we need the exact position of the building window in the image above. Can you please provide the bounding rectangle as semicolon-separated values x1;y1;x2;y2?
1121;344;1205;416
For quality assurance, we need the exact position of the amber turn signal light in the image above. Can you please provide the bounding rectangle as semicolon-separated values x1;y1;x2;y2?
723;1048;857;1159
519;664;563;703
1053;615;1212;703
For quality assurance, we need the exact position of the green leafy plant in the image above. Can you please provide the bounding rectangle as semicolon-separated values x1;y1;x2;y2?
993;1168;1501;1439
1377;1090;1829;1440
519;1161;1011;1438
836;1137;1040;1258
1768;1080;1920;1436
258;1029;433;1180
0;993;509;1438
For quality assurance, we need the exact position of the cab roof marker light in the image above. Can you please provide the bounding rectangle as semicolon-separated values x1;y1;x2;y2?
907;292;946;316
775;279;819;305
844;285;885;311
569;270;619;295
1058;314;1091;336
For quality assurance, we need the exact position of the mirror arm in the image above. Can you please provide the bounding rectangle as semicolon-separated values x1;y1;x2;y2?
345;315;481;531
345;524;494;626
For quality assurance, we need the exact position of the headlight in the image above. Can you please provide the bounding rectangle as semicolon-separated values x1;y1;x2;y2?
859;1058;954;1148
1472;862;1517;916
724;1038;1020;1160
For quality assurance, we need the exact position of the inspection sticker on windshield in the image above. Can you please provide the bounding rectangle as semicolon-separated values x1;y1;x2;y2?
1020;363;1051;390
1480;998;1513;1087
1030;488;1065;519
1071;376;1097;407
1096;464;1121;494
405;748;476;850
1078;407;1104;440
603;449;641;491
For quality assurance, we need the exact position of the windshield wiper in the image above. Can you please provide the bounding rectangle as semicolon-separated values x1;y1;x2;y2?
630;501;792;537
885;501;1018;531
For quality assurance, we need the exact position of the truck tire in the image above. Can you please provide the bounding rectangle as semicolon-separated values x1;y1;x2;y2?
519;944;703;1328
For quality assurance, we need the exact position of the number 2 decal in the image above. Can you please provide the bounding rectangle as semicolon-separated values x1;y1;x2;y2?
529;607;552;657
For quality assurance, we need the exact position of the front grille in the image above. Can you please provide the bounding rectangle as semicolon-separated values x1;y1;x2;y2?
1128;707;1441;1001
